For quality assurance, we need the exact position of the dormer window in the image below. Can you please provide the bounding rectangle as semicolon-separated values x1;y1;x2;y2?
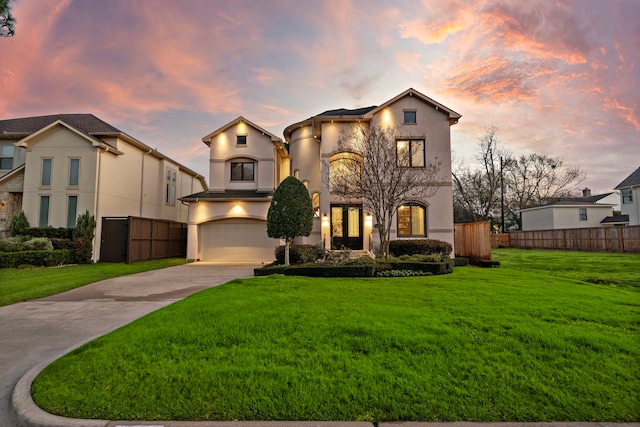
237;135;247;146
231;161;254;181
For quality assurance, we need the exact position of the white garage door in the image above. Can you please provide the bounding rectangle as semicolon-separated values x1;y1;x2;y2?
201;219;279;263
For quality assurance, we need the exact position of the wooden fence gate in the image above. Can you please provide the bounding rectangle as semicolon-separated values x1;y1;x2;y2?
100;216;187;263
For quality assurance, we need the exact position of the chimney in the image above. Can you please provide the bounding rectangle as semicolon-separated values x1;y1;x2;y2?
582;188;591;198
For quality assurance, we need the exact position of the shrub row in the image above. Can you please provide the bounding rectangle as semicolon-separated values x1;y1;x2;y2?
24;227;74;239
389;239;453;257
0;250;75;268
255;260;453;277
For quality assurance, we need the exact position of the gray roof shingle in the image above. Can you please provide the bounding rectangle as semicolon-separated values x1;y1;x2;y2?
615;167;640;189
0;114;121;138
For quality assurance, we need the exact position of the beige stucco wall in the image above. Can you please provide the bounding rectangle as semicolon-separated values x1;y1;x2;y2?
208;121;278;192
21;126;100;229
18;125;205;261
287;95;456;253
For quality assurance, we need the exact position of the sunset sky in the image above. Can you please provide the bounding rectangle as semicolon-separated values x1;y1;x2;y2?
1;0;638;194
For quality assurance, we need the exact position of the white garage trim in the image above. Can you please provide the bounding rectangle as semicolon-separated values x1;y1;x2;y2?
201;218;278;263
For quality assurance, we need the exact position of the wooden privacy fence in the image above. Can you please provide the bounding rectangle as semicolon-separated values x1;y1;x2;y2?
491;233;510;248
509;225;640;253
454;221;492;260
100;216;187;263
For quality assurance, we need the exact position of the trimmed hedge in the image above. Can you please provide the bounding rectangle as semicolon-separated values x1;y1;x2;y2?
254;261;454;277
24;227;74;239
389;260;454;275
454;257;470;267
0;250;75;268
274;244;325;265
389;239;452;257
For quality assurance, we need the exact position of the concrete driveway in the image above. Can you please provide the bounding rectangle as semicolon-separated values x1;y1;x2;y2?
0;262;257;427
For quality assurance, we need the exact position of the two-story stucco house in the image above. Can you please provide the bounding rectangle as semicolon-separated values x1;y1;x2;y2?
0;114;207;260
182;88;460;263
614;166;640;226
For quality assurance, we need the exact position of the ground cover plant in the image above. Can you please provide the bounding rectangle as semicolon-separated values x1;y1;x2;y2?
0;258;186;306
31;249;639;422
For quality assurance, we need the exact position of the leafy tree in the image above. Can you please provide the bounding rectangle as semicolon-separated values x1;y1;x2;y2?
267;176;313;265
1;0;16;37
331;125;442;259
10;211;30;236
73;210;96;263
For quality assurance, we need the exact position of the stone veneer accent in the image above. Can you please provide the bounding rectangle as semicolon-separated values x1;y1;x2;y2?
0;170;24;237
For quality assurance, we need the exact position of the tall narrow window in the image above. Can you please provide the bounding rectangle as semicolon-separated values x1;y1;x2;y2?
622;189;633;204
0;145;14;169
312;192;320;217
39;196;50;227
69;158;80;186
166;168;176;205
67;196;78;228
42;158;52;186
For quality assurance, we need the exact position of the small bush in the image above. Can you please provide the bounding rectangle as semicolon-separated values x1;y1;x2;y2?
0;236;27;252
389;239;452;257
50;238;75;250
10;212;30;236
71;238;93;264
23;237;54;251
275;244;325;265
454;257;470;267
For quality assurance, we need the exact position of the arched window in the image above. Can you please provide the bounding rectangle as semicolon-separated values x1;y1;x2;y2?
329;152;361;192
397;203;427;237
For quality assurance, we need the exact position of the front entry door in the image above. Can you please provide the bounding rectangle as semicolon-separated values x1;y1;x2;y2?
331;205;363;250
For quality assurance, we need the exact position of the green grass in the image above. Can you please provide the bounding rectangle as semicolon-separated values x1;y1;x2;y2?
31;249;640;422
492;248;640;289
0;258;187;306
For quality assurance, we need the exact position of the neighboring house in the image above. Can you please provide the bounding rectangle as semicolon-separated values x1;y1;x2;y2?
182;88;460;263
0;114;208;260
614;166;640;226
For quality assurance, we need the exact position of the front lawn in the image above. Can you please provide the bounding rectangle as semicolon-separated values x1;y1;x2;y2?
0;258;187;306
31;249;640;422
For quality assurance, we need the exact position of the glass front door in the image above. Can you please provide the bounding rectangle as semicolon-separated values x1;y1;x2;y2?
331;205;363;250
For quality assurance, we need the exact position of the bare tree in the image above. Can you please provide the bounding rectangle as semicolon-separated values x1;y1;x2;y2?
452;125;585;229
331;124;442;259
452;125;510;223
504;153;585;227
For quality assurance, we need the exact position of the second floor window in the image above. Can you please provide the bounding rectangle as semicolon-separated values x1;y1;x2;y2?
231;162;254;181
622;189;633;204
403;110;417;124
396;139;425;167
0;145;14;169
237;135;247;145
42;158;52;186
69;158;80;186
166;168;176;205
579;208;588;221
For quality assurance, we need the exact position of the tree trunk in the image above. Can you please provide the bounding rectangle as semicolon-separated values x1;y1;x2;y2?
284;239;291;266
